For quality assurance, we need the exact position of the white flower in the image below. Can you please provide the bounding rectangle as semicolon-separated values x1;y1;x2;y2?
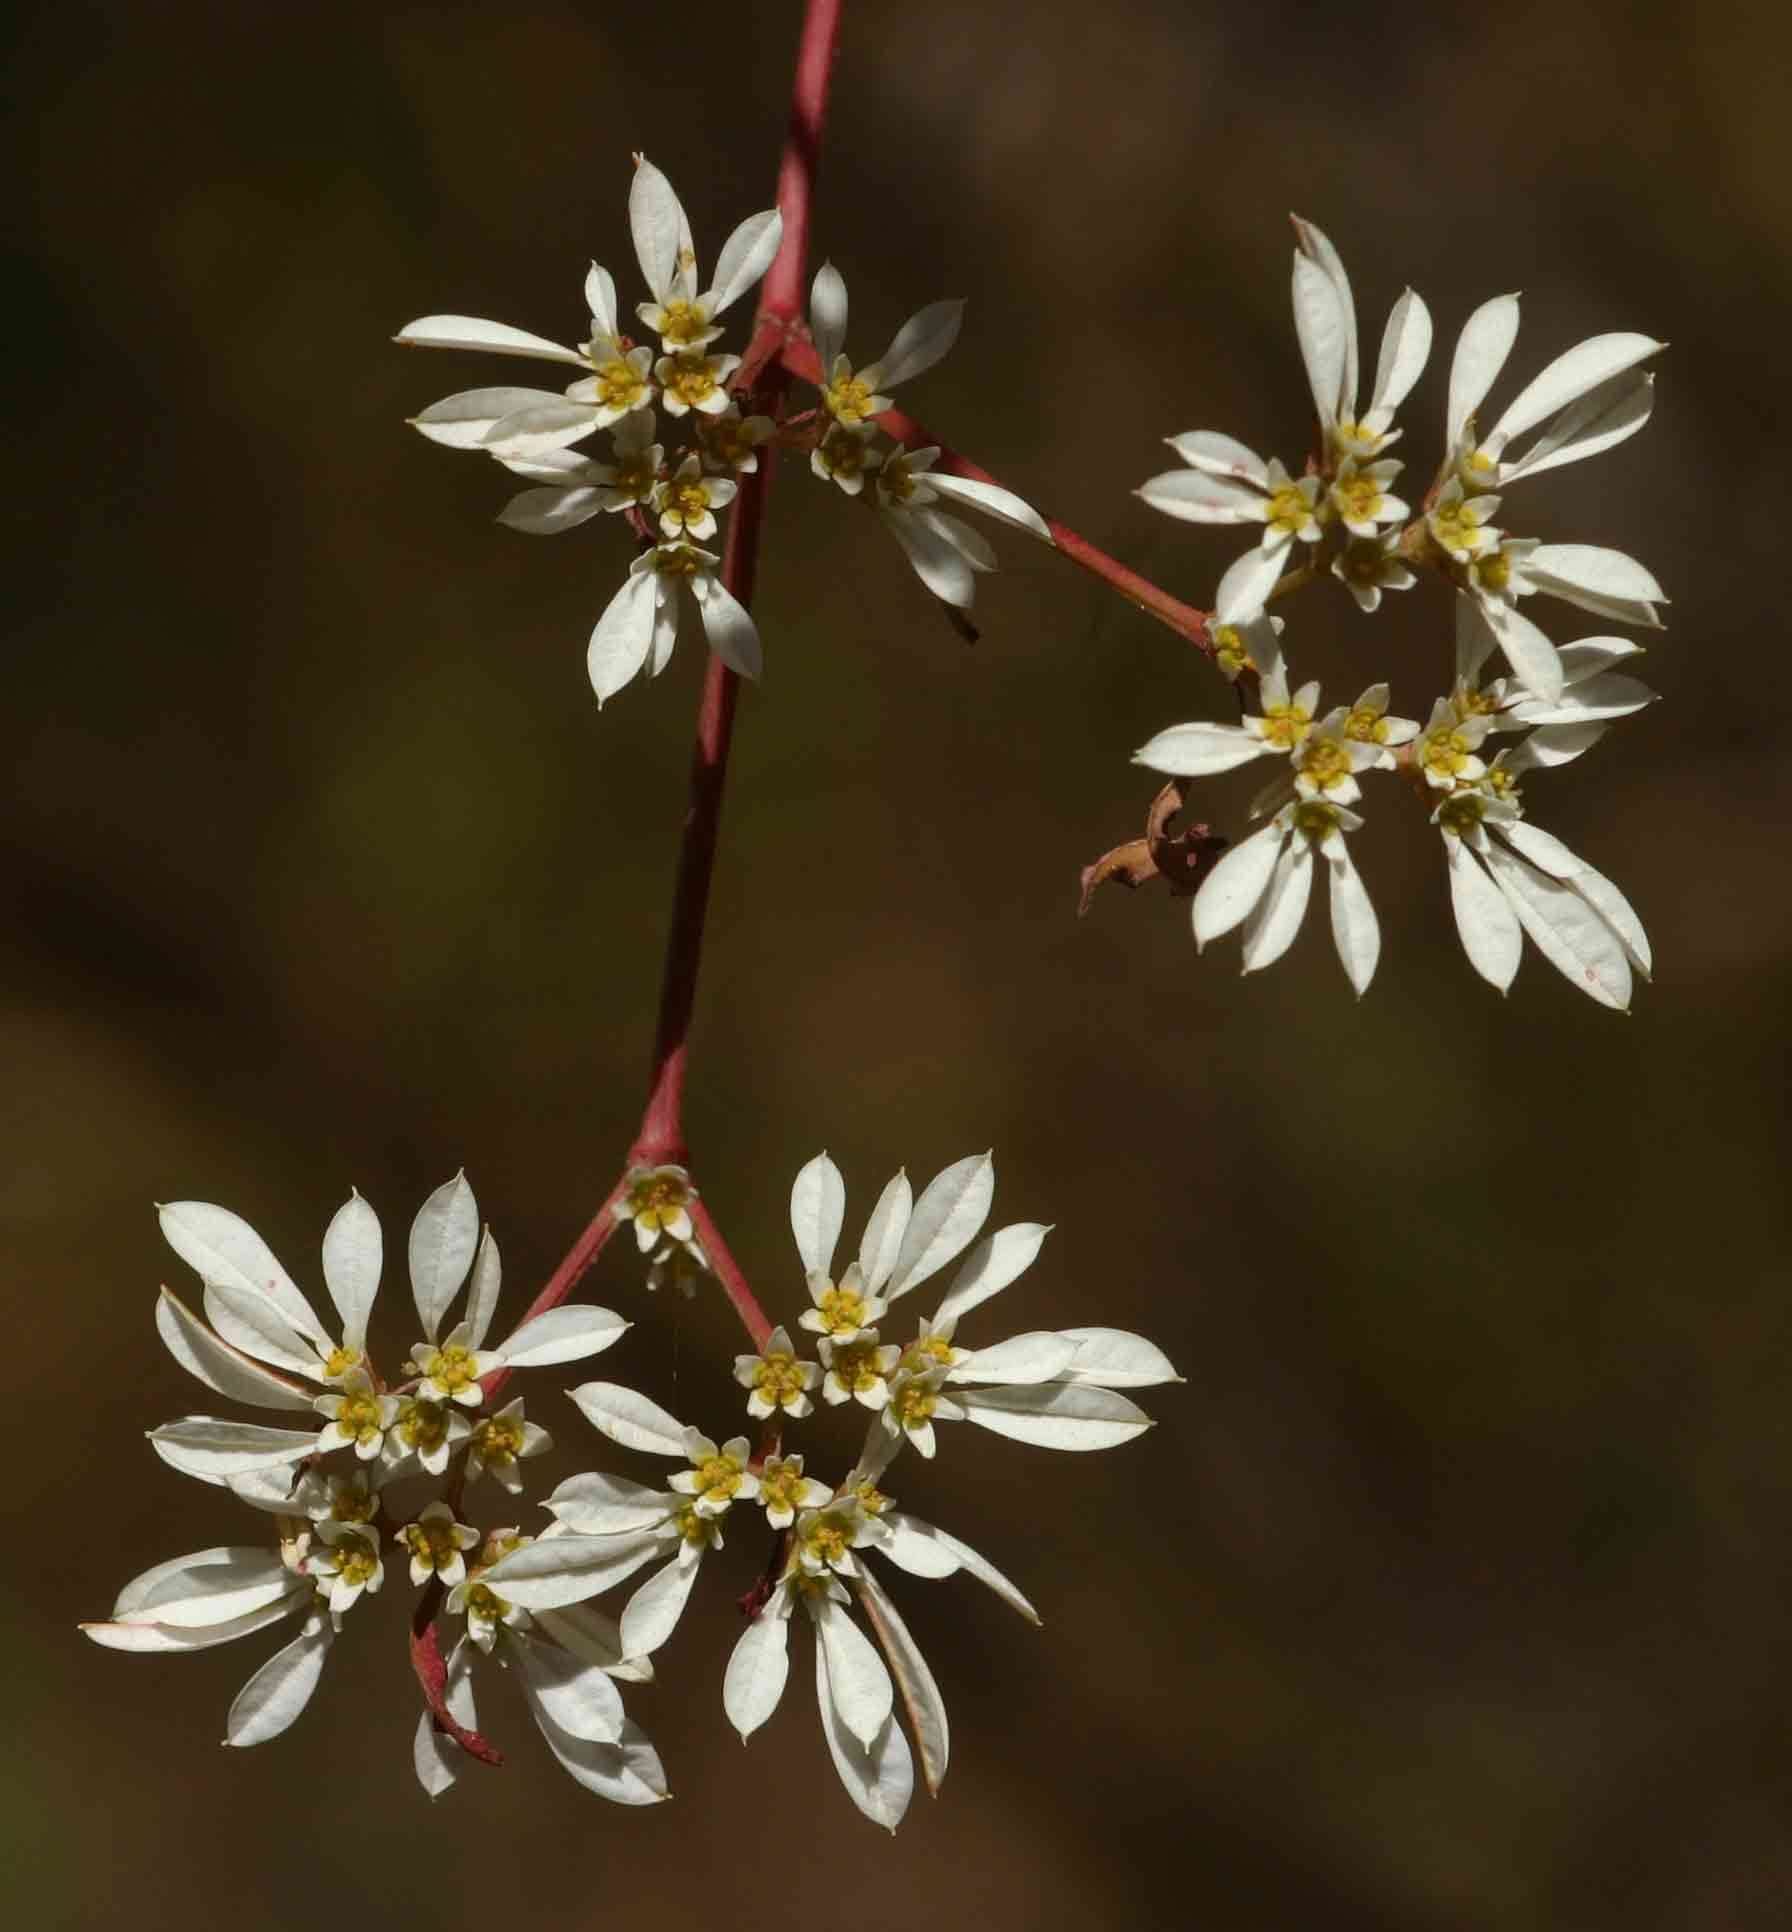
813;425;881;496
465;1396;551;1492
1414;694;1493;790
1331;530;1416;613
653;452;734;540
627;156;782;354
653;349;741;419
668;1428;761;1518
398;1502;481;1588
1475;537;1667;631
1138;436;1321;615
614;1164;699;1253
1327;457;1408;537
700;406;775;474
872;443;1050;611
1207;547;1288;680
734;1325;822;1419
495;410;664;535
1337;683;1420;771
819;1331;901;1409
1454;592;1655;730
586;541;762;707
808;262;963;428
1435;764;1649;1010
1290;215;1433;460
1132;660;1325;782
1427;476;1501;563
1190;798;1381;996
381;1395;471;1477
313;1368;401;1461
82;1539;334;1749
303;1521;385;1614
447;1532;535;1652
1445;293;1661;488
753;1453;831;1530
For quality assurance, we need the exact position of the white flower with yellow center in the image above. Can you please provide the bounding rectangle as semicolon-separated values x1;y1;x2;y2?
668;1428;761;1519
819;1331;901;1410
1427;476;1502;564
1138;437;1322;615
586;540;762;707
465;1396;550;1492
314;1368;401;1461
653;452;734;541
1286;708;1382;807
754;1454;831;1531
734;1324;822;1420
495;410;665;535
1205;545;1288;682
1331;529;1416;613
1445;292;1661;490
304;1521;385;1614
1415;696;1492;791
614;1163;699;1253
1454;592;1655;734
652;348;740;420
1290;214;1433;461
701;405;775;474
448;1531;535;1652
792;1498;889;1581
1435;759;1649;1011
1339;683;1420;771
1131;661;1324;784
1473;535;1667;632
868;442;1050;612
83;1536;335;1749
812;425;881;496
627;155;782;354
1191;797;1380;996
381;1394;471;1476
1327;457;1408;538
807;262;964;430
398;1502;481;1588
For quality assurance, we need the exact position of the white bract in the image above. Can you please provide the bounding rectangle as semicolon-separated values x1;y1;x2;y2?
587;540;763;707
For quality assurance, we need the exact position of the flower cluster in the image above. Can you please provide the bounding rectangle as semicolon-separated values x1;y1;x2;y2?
459;1150;1179;1827
81;1178;663;1800
399;159;1050;708
1133;217;1661;1007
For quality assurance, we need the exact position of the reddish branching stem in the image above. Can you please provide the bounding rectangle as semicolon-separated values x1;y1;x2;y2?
410;1580;504;1765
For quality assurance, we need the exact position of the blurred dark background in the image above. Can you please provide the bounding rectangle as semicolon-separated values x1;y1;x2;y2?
9;2;1791;1926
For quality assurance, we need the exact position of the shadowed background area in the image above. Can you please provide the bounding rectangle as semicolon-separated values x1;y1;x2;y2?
9;1;1792;1926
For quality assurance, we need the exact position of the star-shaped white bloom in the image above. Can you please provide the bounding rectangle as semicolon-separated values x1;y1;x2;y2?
1328;457;1408;537
1137;436;1322;616
304;1521;385;1614
1453;593;1655;733
734;1325;822;1420
1331;529;1417;613
465;1396;551;1492
1290;215;1433;461
398;1502;481;1588
753;1453;831;1530
313;1368;401;1461
871;443;1051;611
1338;683;1421;771
699;405;776;474
1132;660;1325;782
627;156;782;354
808;262;963;429
586;540;762;707
1445;292;1661;489
1190;797;1381;996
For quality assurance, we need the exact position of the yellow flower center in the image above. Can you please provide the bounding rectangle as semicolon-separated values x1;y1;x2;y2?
693;1454;745;1506
1259;702;1312;751
821;432;871;480
595;357;647;411
752;1351;809;1405
1436;792;1487;838
657;298;711;347
1212;623;1248;678
1432;501;1483;554
337;1391;385;1440
652;547;702;581
629;1171;691;1223
464;1581;507;1621
332;1536;379;1587
1296;737;1352;792
827;1341;883;1393
1343;704;1388;744
800;1514;854;1567
674;1504;710;1547
404;1517;460;1569
472;1415;524;1465
823;372;878;426
395;1397;451;1452
663;355;721;409
850;1480;891;1517
1292;800;1341;842
1264;483;1312;538
327;1481;375;1525
321;1344;362;1380
426;1344;479;1396
1332;473;1383;523
667;478;712;523
814;1285;867;1335
1474;548;1512;594
1421;727;1475;781
891;1380;937;1428
759;1459;810;1515
612;456;658;503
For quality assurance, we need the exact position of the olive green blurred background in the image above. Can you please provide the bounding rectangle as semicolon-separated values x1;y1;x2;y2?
10;1;1791;1926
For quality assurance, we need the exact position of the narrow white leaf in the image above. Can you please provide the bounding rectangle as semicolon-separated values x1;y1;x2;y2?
872;298;964;389
320;1191;380;1348
694;577;763;679
131;1547;298;1629
1056;1327;1182;1388
1483;843;1632;1010
883;507;975;607
1488;331;1662;447
410;385;570;447
857;1170;912;1294
516;1637;625;1742
815;1598;894;1748
885;1154;994;1300
933;1222;1050;1327
482;1531;668;1609
546;1471;674;1533
1447;294;1520;448
499;1305;629;1368
394;315;586;366
923;1524;1042;1624
1191;819;1284;945
949;1331;1079;1386
155;1290;315;1411
498;486;606;536
1134;721;1266;780
1291;252;1349;428
198;1275;316;1376
1239;837;1314;973
464;1228;502;1351
148;1418;323;1480
856;1566;950;1796
1446;839;1522;992
158;1202;325;1345
1368;287;1432;420
924;471;1052;541
790;1153;847;1280
1136;468;1264;523
408;1173;478;1342
879;1516;963;1580
530;1710;670;1804
1327;836;1381;996
588;570;658;705
723;1612;790;1740
809;262;848;374
815;1641;913;1831
225;1615;332;1746
958;1382;1153;1452
567;1382;688;1457
619;1555;703;1658
706;208;783;316
1164;431;1268;485
628;157;693;301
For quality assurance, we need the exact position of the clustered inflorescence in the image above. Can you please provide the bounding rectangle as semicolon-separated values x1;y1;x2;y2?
84;1157;1178;1828
395;157;1049;706
1133;218;1663;1008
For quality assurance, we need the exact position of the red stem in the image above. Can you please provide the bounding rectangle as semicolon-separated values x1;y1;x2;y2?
686;1195;775;1354
775;337;1215;656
